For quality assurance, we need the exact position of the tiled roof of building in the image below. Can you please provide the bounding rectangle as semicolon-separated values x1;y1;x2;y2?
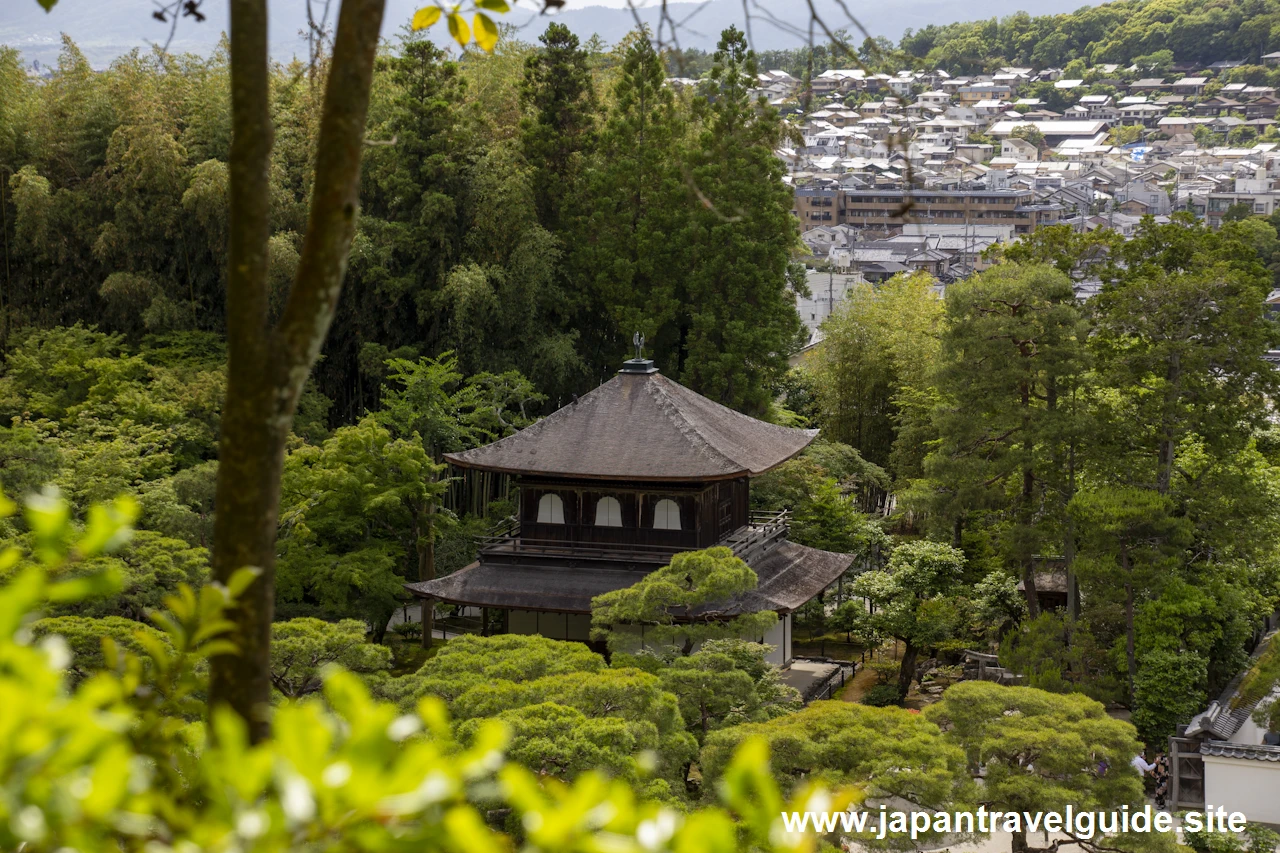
444;370;818;481
1200;741;1280;762
404;540;854;615
1185;630;1278;741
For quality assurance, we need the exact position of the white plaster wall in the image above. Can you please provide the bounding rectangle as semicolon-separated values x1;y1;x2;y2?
1236;715;1265;745
762;618;787;667
1237;693;1277;744
1203;755;1280;824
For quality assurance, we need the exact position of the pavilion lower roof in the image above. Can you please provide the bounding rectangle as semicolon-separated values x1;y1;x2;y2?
403;540;853;616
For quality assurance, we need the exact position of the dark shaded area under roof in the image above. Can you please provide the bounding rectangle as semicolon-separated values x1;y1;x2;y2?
444;370;818;482
404;540;853;616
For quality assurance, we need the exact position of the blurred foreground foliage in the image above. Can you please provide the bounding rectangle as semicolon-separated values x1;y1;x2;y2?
0;488;857;852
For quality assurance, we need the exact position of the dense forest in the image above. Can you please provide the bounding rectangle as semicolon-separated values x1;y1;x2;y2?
804;220;1280;744
897;0;1280;72
0;26;802;422
669;0;1280;81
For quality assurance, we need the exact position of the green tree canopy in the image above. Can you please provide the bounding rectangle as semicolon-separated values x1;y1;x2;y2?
591;547;778;655
926;682;1144;853
701;700;968;810
852;540;966;701
269;617;393;699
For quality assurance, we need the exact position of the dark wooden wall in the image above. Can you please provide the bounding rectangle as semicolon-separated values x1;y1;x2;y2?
516;475;750;550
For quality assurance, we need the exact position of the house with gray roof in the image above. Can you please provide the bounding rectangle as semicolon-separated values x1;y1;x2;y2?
1172;627;1280;824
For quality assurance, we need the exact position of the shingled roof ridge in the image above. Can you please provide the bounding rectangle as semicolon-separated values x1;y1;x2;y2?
645;374;744;475
469;377;600;447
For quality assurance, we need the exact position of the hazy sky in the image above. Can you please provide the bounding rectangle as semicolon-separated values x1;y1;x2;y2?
1;0;1105;68
529;0;1083;8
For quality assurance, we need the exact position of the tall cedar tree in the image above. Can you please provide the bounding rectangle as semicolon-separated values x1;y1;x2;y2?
682;27;803;415
520;23;596;234
566;34;688;372
1068;486;1190;704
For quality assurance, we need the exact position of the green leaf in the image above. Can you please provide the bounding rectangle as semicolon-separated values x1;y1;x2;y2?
37;0;57;10
46;567;125;604
475;0;509;12
473;12;499;52
447;11;470;47
410;6;442;30
77;496;139;557
225;566;261;599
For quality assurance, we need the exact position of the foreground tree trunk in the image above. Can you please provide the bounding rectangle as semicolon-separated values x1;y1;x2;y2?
209;0;386;742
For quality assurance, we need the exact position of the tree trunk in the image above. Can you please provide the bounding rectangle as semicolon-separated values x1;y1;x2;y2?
1124;575;1137;704
209;0;386;743
1021;564;1040;619
418;501;437;649
1065;438;1079;623
1064;511;1079;622
1020;464;1040;619
1156;353;1181;496
372;610;392;644
896;640;919;703
1011;829;1030;853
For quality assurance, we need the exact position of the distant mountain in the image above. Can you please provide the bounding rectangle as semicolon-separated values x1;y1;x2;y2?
3;0;1103;69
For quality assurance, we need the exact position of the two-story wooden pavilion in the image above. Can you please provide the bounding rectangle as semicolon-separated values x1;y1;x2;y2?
404;356;854;665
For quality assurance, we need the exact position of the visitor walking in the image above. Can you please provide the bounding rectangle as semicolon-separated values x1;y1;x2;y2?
1152;752;1171;810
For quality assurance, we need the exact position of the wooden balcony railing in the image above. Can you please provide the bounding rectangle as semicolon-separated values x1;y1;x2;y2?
474;509;791;567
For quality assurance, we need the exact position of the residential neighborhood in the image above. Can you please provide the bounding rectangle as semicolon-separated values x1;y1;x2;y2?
745;61;1280;304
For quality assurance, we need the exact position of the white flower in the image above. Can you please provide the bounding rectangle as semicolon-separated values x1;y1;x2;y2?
387;714;422;742
236;810;269;839
321;761;352;788
40;635;71;670
13;806;47;842
637;811;678;850
281;775;316;823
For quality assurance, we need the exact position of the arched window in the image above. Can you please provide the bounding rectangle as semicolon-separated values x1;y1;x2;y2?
652;498;681;530
595;496;622;527
537;493;565;524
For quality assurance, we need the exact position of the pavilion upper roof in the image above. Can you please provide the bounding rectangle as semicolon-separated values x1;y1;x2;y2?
444;366;818;482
